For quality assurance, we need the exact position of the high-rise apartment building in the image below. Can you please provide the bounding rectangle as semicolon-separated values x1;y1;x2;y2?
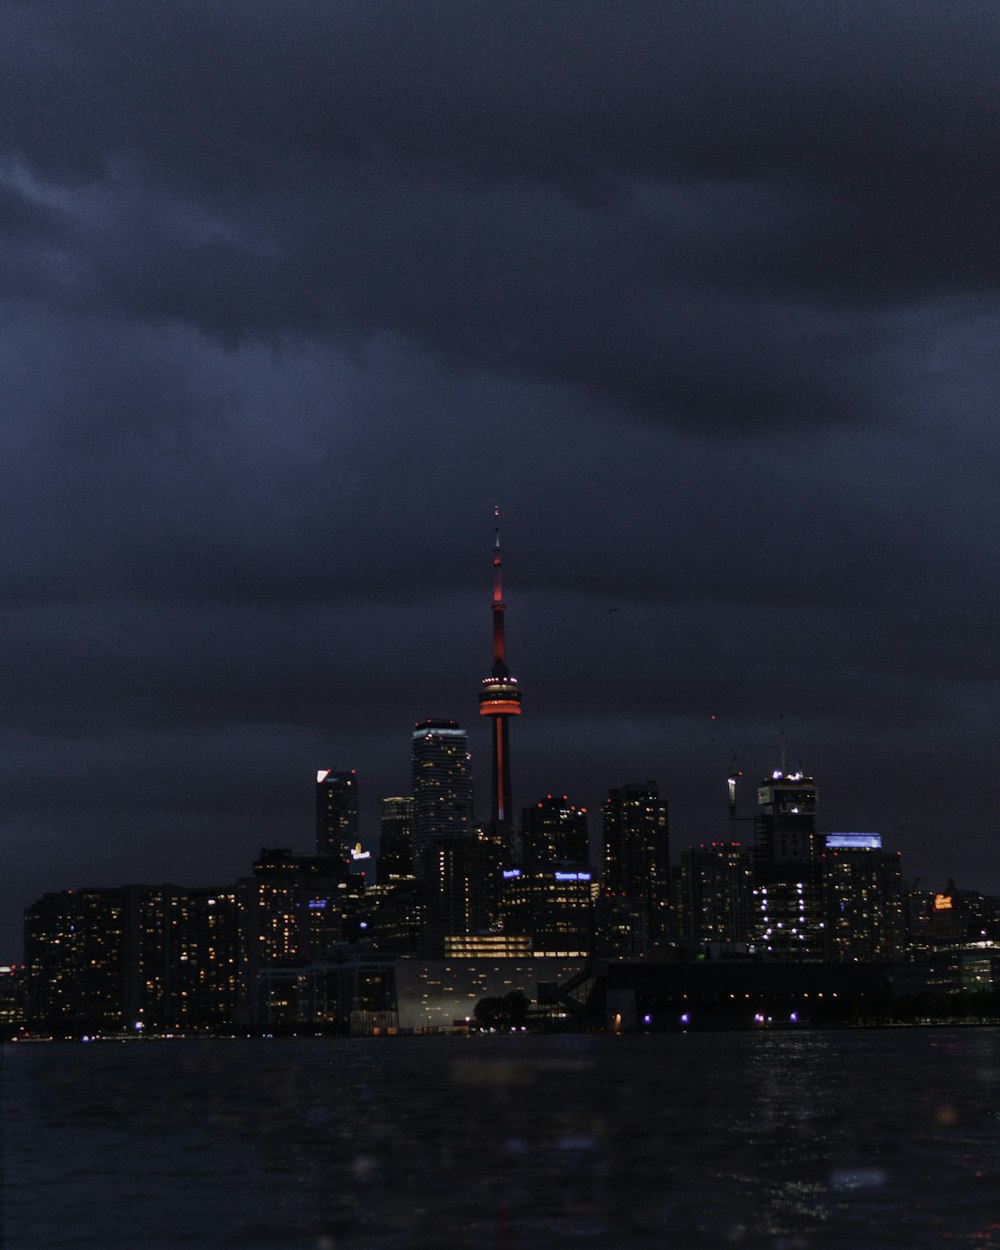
822;833;903;961
24;888;127;1033
681;842;754;946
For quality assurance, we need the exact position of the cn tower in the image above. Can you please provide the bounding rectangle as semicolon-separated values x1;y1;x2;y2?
478;506;522;856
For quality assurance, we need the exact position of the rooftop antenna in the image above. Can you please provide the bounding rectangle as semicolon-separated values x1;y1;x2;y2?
779;713;786;775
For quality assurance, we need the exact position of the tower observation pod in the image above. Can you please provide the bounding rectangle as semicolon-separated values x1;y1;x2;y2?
478;506;522;850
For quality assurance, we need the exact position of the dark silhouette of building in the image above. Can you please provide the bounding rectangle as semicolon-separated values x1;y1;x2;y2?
521;794;590;868
410;719;492;940
411;720;474;864
477;508;522;860
377;795;414;881
419;835;497;941
315;768;359;862
600;781;670;954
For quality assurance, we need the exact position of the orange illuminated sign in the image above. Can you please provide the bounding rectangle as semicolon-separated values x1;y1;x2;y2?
934;894;953;911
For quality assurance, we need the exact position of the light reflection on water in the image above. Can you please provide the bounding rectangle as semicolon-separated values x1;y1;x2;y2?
5;1028;1000;1248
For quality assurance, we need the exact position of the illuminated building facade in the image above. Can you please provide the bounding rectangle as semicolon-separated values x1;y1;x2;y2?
394;953;585;1032
681;842;754;945
478;509;522;859
500;866;596;955
752;770;824;960
601;782;670;953
822;833;903;962
315;768;359;862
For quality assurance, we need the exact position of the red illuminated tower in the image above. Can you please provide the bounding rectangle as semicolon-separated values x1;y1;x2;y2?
478;507;522;857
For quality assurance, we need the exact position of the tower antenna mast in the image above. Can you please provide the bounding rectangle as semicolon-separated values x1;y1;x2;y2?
479;506;522;857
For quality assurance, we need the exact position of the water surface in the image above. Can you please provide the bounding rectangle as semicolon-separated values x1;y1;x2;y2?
5;1029;1000;1248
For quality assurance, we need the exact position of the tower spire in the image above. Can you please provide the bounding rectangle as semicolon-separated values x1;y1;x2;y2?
479;506;522;849
492;504;507;674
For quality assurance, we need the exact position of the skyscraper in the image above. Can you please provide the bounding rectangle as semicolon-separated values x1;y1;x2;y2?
752;769;824;959
478;507;522;858
315;769;359;861
410;719;473;866
822;833;903;961
378;796;414;881
600;782;670;952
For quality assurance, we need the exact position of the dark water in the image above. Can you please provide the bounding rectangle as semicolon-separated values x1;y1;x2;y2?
4;1029;1000;1249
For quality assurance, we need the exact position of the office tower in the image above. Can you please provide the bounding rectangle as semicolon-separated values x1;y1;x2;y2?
681;842;754;945
600;782;670;952
501;865;595;956
521;794;590;868
411;720;474;863
378;796;414;881
315;769;359;861
478;508;522;858
822;833;903;961
752;769;824;959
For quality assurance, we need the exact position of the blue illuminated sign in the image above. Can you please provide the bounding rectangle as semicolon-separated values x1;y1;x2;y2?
826;833;882;850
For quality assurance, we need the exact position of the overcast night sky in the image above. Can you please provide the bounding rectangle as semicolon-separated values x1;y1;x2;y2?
4;1;1000;957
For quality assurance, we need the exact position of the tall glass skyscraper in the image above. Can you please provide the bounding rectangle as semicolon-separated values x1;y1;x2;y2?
410;719;473;865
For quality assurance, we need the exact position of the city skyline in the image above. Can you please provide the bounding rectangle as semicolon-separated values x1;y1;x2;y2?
5;3;1000;959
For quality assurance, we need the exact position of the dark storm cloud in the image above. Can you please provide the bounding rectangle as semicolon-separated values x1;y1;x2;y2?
6;2;1000;435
